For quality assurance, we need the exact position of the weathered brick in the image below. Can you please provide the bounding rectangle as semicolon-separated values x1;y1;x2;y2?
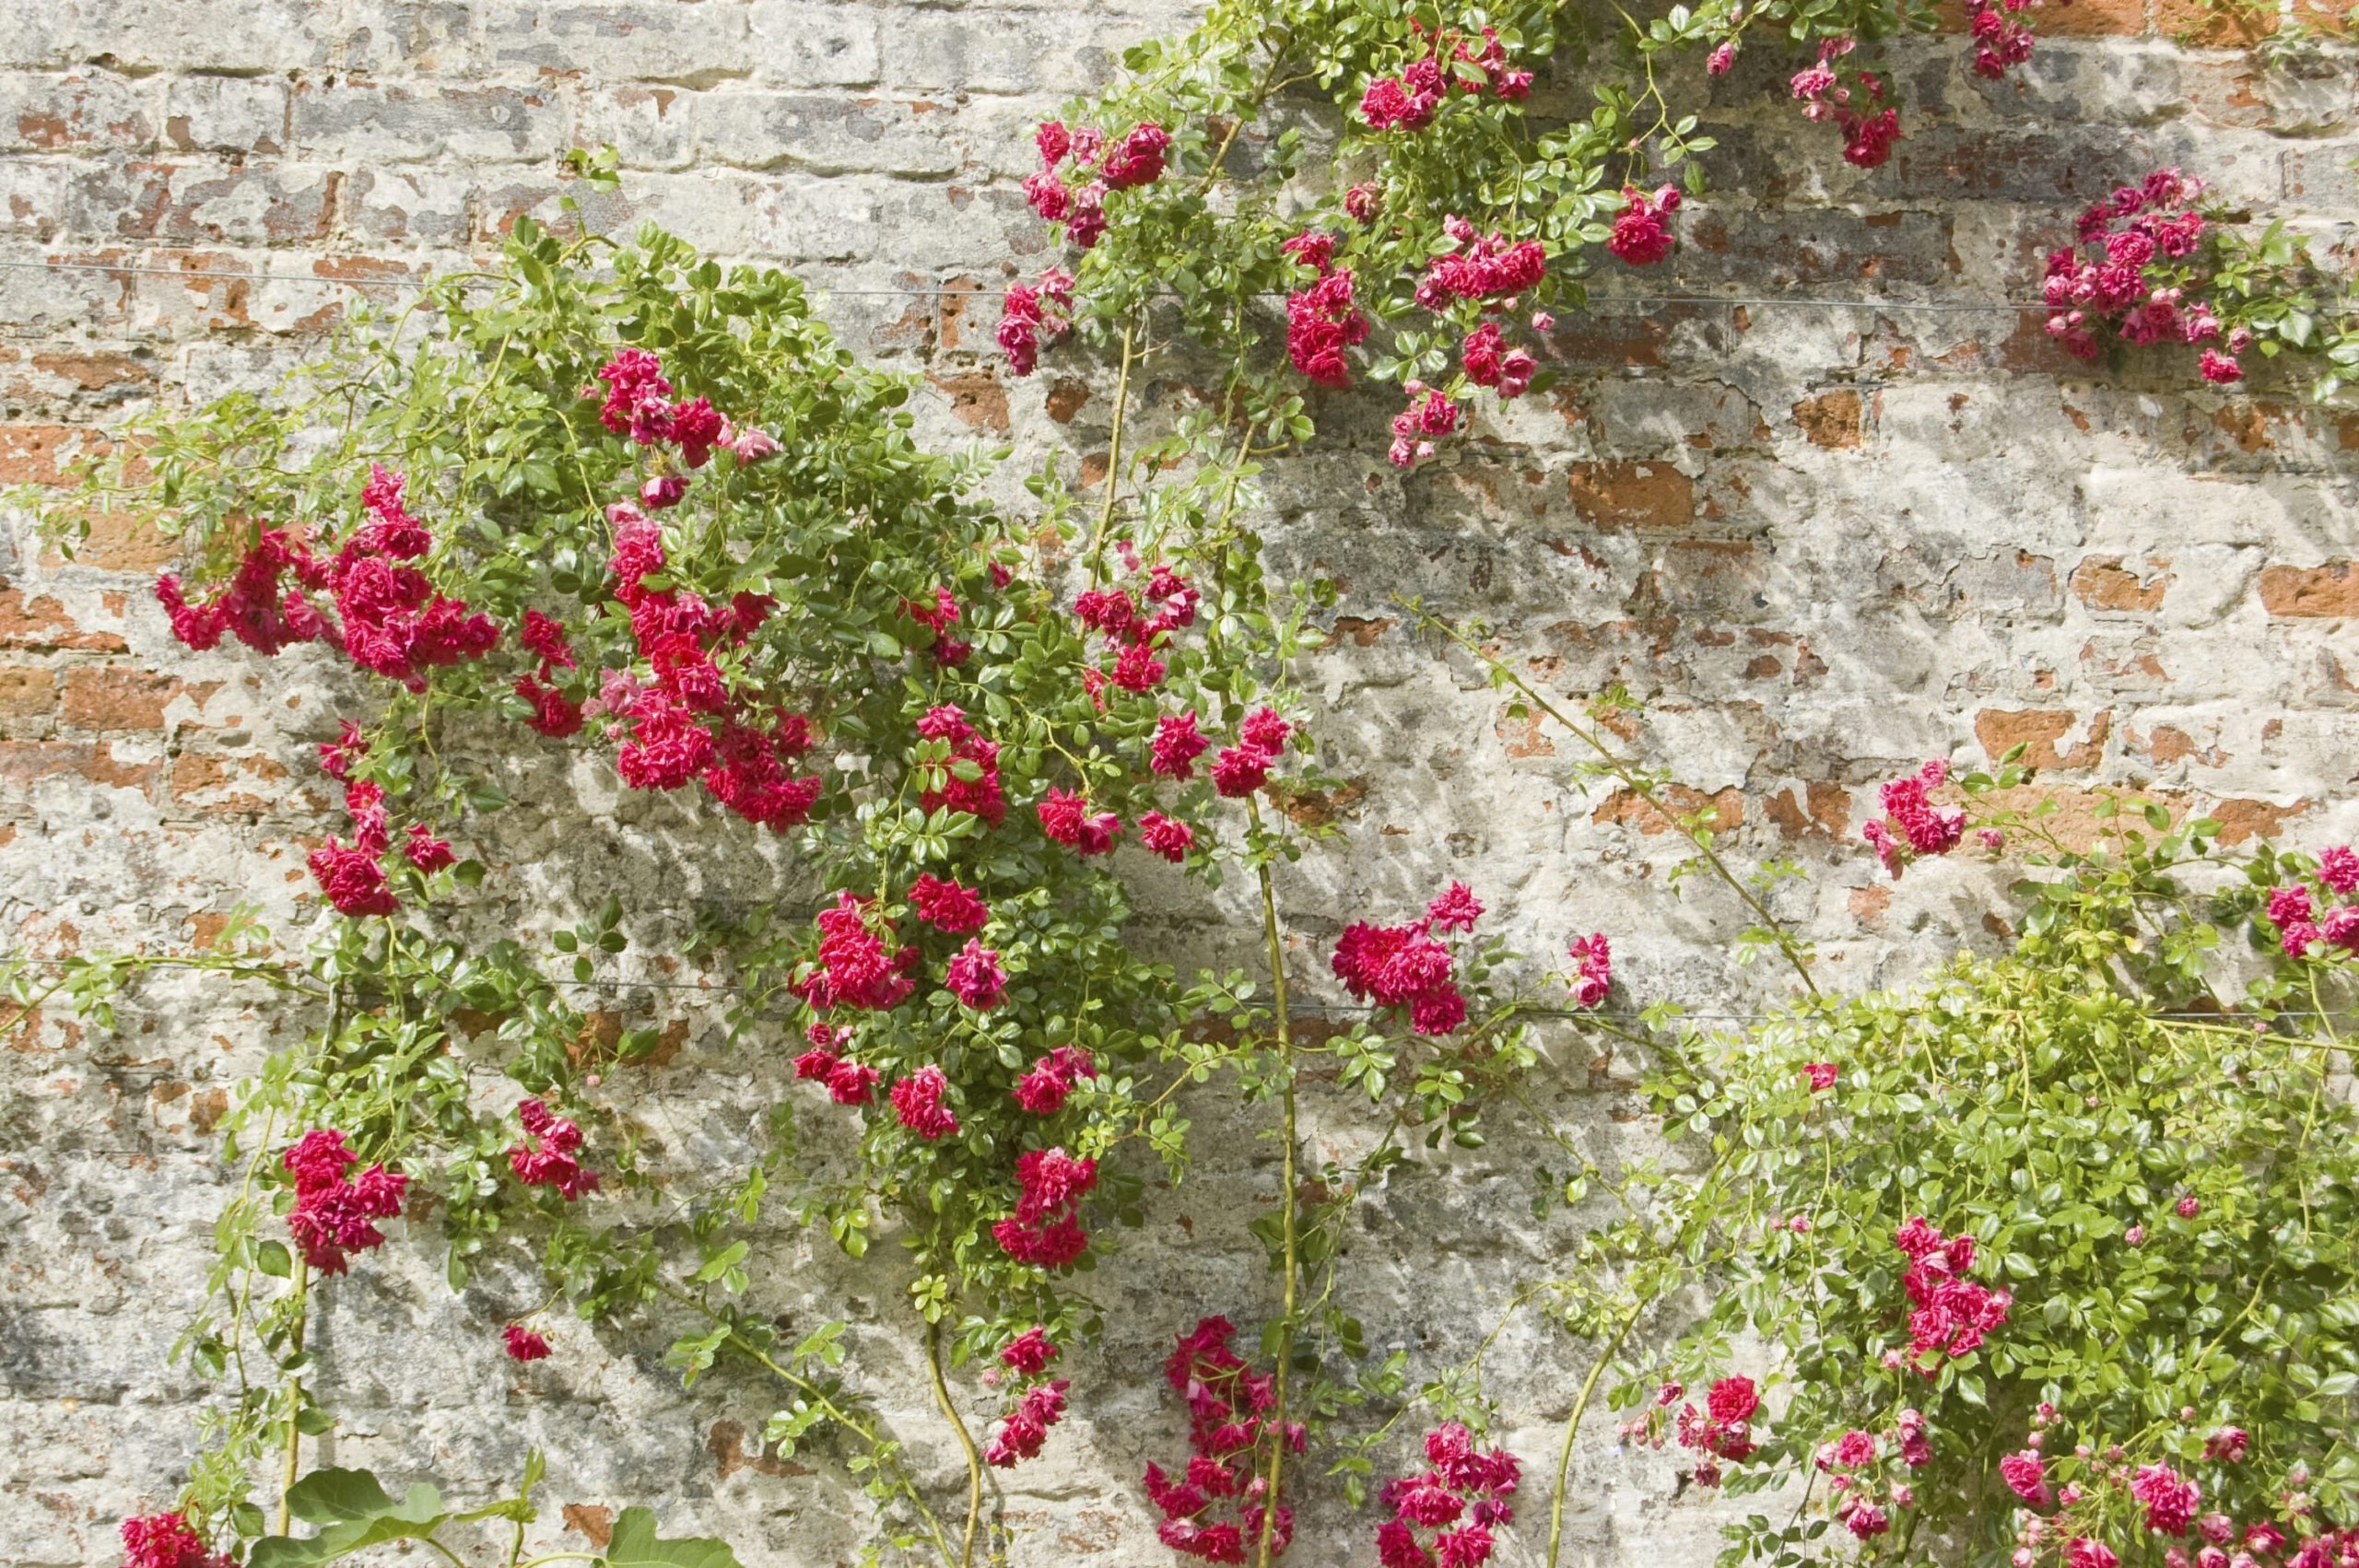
484;2;757;82
928;369;1011;431
290;81;567;163
0;588;126;651
1764;780;1853;838
2153;0;2277;45
2070;555;2170;611
160;76;289;156
747;0;885;88
690;91;964;178
1974;708;2112;770
1566;461;1694;530
167;747;292;811
2258;561;2359;617
344;166;476;246
0;424;105;485
0;735;157;790
1;0;339;72
0;70;155;152
2036;0;2150;35
1592;783;1747;835
153;163;344;245
338;0;484;76
60;666;188;730
1791;388;1863;448
0;663;56;719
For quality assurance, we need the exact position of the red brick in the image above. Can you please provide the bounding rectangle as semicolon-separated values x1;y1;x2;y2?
0;591;127;652
61;667;190;731
0;665;56;720
0;425;108;486
1592;784;1745;835
167;750;291;810
2037;0;2151;36
54;508;180;571
1567;462;1693;530
2069;556;2171;612
928;371;1010;432
1791;389;1863;449
1974;708;2112;771
1765;781;1852;839
0;738;158;791
1044;380;1089;425
2259;562;2359;617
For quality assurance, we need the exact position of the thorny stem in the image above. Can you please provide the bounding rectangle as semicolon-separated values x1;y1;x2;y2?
1245;790;1300;1568
1545;1301;1647;1568
1086;323;1137;583
926;1318;987;1568
1406;600;1819;995
655;1281;957;1568
277;1258;311;1536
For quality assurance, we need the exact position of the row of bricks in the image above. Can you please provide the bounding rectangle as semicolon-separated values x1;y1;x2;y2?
0;0;2338;87
0;39;2346;164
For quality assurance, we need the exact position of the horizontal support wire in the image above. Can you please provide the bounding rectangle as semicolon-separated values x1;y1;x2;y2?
0;254;2053;311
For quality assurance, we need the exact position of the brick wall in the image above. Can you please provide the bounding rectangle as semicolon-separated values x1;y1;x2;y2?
2;2;2355;1564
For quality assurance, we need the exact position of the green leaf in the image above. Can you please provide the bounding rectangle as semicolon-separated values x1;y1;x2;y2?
602;1505;746;1568
247;1469;452;1568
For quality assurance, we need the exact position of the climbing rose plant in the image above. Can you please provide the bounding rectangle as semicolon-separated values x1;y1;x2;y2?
43;181;1578;1562
992;0;2358;430
12;0;2359;1547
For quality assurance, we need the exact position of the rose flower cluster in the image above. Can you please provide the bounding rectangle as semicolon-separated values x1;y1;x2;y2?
1332;882;1486;1036
1790;39;1902;169
1894;1215;2012;1372
1622;1374;1761;1489
157;464;498;688
1862;759;1966;879
985;1326;1069;1467
509;1098;599;1200
1997;1398;2359;1568
307;728;455;918
118;1513;234;1568
1811;1410;1936;1542
281;1128;407;1276
997;267;1075;378
2263;843;2359;960
1143;1315;1301;1562
1358;22;1532;130
2043;170;2248;382
1024;116;1171;252
1375;1423;1523;1568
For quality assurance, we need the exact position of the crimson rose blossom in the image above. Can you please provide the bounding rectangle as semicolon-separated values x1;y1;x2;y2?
909;872;989;934
1014;1045;1097;1114
1862;760;1965;878
1144;1316;1298;1562
510;1099;599;1200
1001;1327;1059;1375
1607;183;1683;267
993;1146;1097;1267
1152;711;1211;779
283;1129;407;1275
891;1064;959;1141
984;1379;1070;1467
1039;788;1121;854
1333;900;1474;1036
1375;1423;1523;1568
120;1513;233;1568
503;1325;552;1362
944;939;1008;1010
